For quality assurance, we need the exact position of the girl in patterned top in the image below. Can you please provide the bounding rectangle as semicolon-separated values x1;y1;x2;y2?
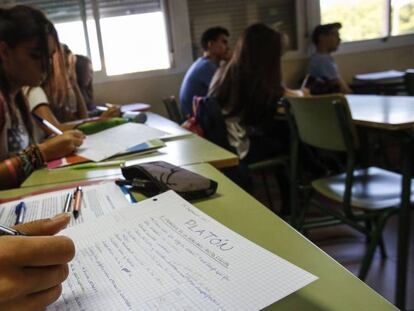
0;5;84;189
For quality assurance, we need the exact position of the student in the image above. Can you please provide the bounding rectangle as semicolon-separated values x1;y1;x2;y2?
307;23;352;94
179;26;230;117
25;45;120;134
0;6;76;310
207;23;290;209
75;54;94;111
0;5;84;189
75;54;120;117
0;214;75;310
24;42;88;133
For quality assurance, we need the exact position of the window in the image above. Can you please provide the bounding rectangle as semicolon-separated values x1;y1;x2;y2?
320;0;414;42
5;0;171;77
186;0;298;58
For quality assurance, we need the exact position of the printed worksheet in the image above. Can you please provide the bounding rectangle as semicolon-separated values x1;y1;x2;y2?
76;123;167;162
50;191;317;311
0;182;131;227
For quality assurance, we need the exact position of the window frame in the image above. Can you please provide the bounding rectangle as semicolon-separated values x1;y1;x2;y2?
72;0;193;84
306;0;414;56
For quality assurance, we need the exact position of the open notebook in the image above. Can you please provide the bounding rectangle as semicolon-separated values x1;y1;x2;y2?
76;122;167;162
46;191;317;311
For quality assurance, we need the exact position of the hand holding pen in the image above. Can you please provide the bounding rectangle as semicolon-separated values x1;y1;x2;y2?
0;214;74;310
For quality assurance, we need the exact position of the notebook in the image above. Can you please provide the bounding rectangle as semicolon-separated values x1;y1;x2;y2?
49;191;317;310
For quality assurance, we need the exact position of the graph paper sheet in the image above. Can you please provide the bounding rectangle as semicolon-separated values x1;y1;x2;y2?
0;182;131;227
50;191;317;311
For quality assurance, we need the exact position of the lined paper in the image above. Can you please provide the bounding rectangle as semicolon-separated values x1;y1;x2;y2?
50;191;317;311
0;182;130;227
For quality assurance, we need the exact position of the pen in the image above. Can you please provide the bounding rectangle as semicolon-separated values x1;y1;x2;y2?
31;113;63;135
96;103;114;112
14;201;26;225
73;187;83;219
63;193;73;213
0;224;26;236
301;74;310;89
96;106;108;112
70;160;125;170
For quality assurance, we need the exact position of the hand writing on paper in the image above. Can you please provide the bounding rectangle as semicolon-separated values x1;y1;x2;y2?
39;130;85;162
101;106;121;118
0;213;75;311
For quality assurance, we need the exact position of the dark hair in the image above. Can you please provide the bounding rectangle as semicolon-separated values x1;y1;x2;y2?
209;23;283;126
0;5;59;138
312;23;341;45
201;26;229;51
75;54;93;109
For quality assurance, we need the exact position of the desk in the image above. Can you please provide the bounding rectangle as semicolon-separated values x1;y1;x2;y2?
145;112;191;141
0;163;397;310
347;95;414;130
347;94;413;309
351;71;406;95
22;134;238;188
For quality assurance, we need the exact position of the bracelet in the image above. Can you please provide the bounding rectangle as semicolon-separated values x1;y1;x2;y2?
18;144;46;180
4;158;18;185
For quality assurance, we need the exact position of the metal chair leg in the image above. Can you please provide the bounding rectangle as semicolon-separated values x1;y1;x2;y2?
379;234;388;259
261;172;273;210
358;215;388;280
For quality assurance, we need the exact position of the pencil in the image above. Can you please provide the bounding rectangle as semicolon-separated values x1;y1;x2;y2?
70;160;125;170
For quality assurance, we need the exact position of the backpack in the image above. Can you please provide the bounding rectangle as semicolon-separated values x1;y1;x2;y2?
181;96;204;136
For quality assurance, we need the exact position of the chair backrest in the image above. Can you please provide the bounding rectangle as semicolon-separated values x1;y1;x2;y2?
285;94;359;152
162;96;183;124
405;70;414;96
196;96;235;153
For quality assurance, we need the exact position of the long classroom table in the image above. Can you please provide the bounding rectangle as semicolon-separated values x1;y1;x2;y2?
0;163;396;310
21;113;238;188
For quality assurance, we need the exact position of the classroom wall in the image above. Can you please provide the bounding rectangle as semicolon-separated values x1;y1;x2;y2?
95;45;414;117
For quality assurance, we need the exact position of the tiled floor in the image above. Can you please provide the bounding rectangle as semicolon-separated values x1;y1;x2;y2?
250;174;414;310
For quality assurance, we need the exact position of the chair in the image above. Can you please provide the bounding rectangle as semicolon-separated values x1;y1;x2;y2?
285;94;413;280
162;96;184;124
196;96;290;211
405;70;414;95
247;155;289;211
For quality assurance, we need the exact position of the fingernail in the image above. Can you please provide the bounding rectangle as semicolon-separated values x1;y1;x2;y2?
52;213;71;221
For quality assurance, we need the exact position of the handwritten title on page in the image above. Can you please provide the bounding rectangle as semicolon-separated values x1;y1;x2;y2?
49;191;316;311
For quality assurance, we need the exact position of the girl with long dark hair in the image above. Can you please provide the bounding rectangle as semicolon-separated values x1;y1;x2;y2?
0;5;84;189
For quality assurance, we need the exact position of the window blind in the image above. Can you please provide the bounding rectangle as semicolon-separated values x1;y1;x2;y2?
187;0;297;58
1;0;161;22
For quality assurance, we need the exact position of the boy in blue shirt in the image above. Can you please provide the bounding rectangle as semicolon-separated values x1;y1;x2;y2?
179;27;230;117
308;23;352;94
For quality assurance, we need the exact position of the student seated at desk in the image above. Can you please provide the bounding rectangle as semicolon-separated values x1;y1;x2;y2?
0;5;84;189
75;54;95;112
179;26;230;117
207;23;292;209
25;44;119;135
307;23;352;94
75;54;121;117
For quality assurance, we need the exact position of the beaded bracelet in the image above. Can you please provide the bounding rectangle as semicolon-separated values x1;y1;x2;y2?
18;144;45;180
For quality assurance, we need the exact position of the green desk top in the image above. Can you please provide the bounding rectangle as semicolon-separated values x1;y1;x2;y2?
1;163;396;310
21;135;238;188
179;164;396;310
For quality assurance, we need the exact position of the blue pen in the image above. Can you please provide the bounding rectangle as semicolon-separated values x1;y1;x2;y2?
15;202;26;225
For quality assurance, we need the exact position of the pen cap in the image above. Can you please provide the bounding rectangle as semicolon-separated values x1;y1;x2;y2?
123;111;147;124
